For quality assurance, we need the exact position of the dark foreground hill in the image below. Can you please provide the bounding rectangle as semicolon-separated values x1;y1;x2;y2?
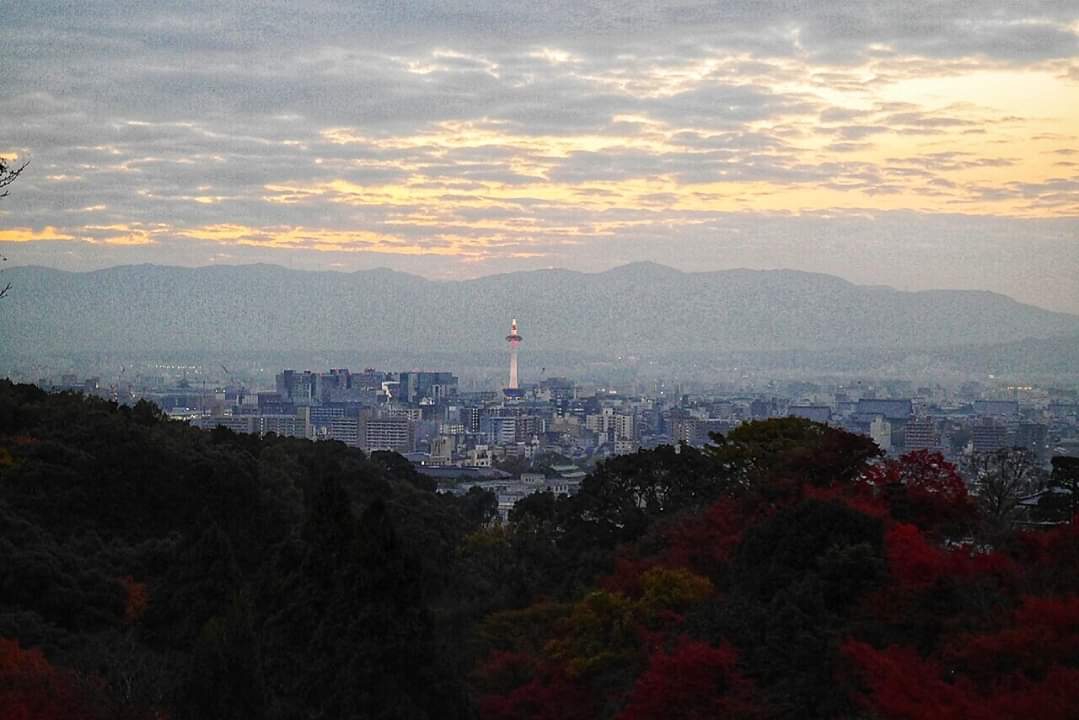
1;262;1076;358
2;381;1078;719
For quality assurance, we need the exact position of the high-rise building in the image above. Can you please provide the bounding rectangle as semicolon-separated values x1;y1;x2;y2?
613;413;636;441
670;415;728;447
397;371;458;404
1013;422;1048;462
515;415;544;442
327;416;361;447
275;369;317;404
480;415;517;445
904;417;940;451
362;416;415;452
972;418;1008;454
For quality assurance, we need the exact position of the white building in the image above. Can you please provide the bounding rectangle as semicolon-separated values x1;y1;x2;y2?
870;415;892;452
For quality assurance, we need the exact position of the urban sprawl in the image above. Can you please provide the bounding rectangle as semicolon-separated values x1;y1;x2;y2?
34;320;1079;519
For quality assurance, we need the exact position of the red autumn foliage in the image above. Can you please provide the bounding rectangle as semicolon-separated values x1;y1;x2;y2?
1013;519;1079;591
843;639;982;720
600;555;661;597
602;500;745;596
473;650;539;695
0;638;99;720
476;439;1076;720
660;499;745;577
843;639;1079;720
945;595;1079;683
862;451;975;533
617;637;761;720
600;502;739;597
802;481;889;519
885;523;1016;591
477;667;594;720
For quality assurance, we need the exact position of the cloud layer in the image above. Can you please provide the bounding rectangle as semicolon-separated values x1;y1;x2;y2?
2;1;1078;311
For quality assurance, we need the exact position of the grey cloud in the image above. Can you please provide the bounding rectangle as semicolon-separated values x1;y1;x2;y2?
827;142;873;153
883;112;977;128
670;131;789;151
834;125;890;140
642;83;819;126
819;107;874;123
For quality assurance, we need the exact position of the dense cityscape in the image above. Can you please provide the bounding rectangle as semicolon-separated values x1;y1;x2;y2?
29;318;1078;520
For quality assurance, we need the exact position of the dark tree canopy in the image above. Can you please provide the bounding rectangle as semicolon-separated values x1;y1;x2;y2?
1;382;1077;720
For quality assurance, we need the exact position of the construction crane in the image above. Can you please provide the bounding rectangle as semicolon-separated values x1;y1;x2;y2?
222;362;249;408
220;364;246;407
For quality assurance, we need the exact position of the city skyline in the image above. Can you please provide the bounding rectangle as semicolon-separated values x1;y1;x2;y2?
1;2;1078;312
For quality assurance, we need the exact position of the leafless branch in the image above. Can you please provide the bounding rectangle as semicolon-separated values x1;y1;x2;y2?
0;157;29;198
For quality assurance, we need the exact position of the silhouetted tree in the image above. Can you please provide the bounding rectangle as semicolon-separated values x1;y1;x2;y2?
1049;456;1079;521
0;156;29;299
967;448;1044;540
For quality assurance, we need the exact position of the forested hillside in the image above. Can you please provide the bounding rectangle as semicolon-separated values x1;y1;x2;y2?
1;381;1078;719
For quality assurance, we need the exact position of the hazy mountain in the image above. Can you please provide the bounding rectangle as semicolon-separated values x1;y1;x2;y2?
1;262;1077;358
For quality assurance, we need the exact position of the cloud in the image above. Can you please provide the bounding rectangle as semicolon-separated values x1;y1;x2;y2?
0;227;75;242
0;0;1077;313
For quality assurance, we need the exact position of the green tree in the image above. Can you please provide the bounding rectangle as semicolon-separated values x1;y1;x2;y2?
178;594;266;720
705;417;881;498
565;444;718;550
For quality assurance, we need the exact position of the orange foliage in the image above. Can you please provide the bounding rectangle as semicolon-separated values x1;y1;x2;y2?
120;576;148;624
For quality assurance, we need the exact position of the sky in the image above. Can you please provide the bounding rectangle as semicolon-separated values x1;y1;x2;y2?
2;1;1078;312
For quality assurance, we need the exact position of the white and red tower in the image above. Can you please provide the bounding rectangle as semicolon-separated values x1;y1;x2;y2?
505;318;522;390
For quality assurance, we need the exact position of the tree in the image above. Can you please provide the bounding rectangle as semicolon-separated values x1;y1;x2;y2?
0;157;27;200
0;156;28;300
177;594;266;720
565;443;718;551
1049;456;1079;521
705;418;881;501
0;637;101;720
618;638;761;720
966;448;1044;540
863;451;975;536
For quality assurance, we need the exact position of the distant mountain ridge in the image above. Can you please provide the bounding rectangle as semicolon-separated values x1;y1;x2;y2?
1;262;1076;358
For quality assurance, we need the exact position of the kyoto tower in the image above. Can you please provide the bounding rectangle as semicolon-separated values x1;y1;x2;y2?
505;318;522;390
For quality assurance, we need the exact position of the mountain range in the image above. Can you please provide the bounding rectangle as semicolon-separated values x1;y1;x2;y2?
0;262;1076;361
